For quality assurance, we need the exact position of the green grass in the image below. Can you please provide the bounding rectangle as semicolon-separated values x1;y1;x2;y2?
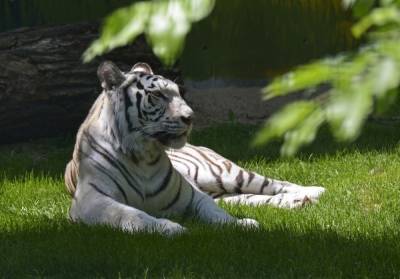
1;123;400;278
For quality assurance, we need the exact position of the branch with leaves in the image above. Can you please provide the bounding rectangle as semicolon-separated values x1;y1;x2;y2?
83;0;215;66
83;0;400;157
254;0;400;156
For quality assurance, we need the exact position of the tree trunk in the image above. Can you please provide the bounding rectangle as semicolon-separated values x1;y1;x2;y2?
0;23;181;144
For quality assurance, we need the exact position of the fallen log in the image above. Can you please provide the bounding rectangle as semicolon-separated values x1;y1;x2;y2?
0;22;181;144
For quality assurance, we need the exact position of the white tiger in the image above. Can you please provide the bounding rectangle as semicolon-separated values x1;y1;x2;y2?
64;61;325;235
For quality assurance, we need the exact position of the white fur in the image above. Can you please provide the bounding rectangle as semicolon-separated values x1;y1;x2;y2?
67;62;325;236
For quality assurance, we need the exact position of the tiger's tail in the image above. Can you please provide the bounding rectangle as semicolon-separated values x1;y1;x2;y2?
64;159;78;197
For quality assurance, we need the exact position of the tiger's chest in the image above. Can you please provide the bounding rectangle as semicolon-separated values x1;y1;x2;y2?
109;153;190;217
80;138;190;217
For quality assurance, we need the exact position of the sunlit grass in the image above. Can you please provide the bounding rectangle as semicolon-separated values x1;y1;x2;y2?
0;123;399;278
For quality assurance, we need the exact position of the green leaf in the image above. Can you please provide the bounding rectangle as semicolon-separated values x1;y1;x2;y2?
146;1;191;66
342;0;358;9
83;2;151;63
380;0;396;6
281;108;324;156
182;0;216;22
263;60;340;100
252;101;318;146
371;57;400;97
369;53;400;113
83;0;215;65
326;87;374;141
352;6;400;37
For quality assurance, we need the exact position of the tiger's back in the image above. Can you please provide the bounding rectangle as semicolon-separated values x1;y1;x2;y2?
64;93;107;197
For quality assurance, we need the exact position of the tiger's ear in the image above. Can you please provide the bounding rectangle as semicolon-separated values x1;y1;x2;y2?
131;62;154;75
97;61;125;90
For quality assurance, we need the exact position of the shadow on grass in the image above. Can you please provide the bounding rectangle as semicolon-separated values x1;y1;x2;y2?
1;123;399;277
0;136;74;180
0;122;399;181
190;122;400;162
0;220;399;278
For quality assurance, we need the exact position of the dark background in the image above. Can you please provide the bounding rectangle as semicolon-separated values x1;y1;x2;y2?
0;0;356;80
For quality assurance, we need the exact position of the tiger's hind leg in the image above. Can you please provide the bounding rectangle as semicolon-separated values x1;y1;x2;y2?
214;193;314;209
168;144;325;209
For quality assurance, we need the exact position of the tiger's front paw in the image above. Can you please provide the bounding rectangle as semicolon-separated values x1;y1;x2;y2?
156;219;187;236
237;218;259;228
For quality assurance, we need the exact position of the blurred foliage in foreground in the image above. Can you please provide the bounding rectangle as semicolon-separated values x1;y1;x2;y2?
81;0;400;156
83;0;214;66
254;0;400;156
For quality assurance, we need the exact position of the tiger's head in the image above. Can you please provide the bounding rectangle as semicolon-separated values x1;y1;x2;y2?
97;61;193;151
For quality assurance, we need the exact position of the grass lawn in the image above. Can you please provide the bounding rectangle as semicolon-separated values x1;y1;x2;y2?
0;123;399;278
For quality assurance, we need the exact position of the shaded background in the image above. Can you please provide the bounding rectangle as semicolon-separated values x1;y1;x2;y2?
0;0;359;143
0;0;356;80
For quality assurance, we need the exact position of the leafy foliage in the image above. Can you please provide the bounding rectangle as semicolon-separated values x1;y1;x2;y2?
80;0;399;156
255;0;400;156
83;0;215;66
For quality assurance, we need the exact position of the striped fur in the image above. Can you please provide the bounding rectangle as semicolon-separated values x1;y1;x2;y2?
65;61;325;235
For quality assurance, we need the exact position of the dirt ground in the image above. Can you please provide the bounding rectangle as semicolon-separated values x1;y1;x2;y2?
185;86;302;128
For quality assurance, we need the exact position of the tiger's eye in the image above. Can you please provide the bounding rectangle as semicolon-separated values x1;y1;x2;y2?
152;91;166;100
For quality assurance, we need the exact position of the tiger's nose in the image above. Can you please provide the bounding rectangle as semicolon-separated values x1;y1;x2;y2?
181;115;193;125
179;103;194;125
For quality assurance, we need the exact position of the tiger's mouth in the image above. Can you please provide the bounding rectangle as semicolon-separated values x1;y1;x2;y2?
152;130;190;148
